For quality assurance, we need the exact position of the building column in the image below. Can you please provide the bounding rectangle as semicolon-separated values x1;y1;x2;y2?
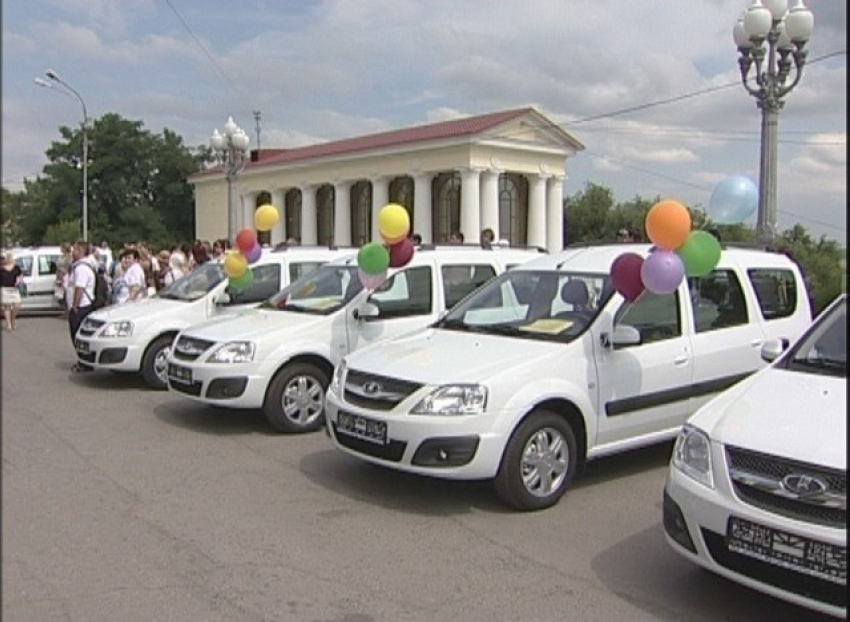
370;176;389;242
527;174;547;249
240;192;257;231
480;169;500;240
300;185;318;245
413;173;433;244
546;175;565;253
333;181;352;247
270;188;287;245
459;167;481;243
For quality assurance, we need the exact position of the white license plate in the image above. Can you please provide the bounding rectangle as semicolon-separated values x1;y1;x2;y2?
167;363;193;385
336;411;387;445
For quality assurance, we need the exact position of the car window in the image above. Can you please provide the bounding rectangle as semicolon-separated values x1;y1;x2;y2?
264;265;362;315
157;262;225;301
442;264;495;308
14;255;33;275
289;261;325;282
784;301;846;377
369;266;432;318
688;269;749;332
38;255;60;276
747;268;798;320
224;264;281;305
615;290;682;345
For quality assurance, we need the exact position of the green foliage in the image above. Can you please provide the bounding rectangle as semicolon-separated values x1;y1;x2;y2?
44;220;83;245
774;225;844;315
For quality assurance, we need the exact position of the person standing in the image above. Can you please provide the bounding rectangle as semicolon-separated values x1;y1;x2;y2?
112;249;147;304
67;240;97;370
1;251;24;331
480;228;495;249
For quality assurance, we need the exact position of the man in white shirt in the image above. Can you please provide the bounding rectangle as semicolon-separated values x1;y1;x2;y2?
67;240;97;371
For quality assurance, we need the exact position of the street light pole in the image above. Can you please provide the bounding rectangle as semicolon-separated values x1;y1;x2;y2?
734;0;814;244
210;117;250;243
36;70;90;242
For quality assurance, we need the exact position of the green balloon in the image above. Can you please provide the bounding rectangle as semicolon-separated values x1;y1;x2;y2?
676;230;721;277
357;242;390;275
229;267;255;290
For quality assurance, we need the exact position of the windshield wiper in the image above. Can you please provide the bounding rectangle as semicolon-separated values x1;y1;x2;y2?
790;357;847;373
480;324;524;336
434;318;480;332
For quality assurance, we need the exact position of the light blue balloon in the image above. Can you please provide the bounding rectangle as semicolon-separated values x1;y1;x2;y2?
708;175;758;224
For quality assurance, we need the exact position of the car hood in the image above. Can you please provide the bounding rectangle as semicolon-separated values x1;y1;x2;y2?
691;368;846;470
180;309;329;342
88;297;188;322
346;328;556;385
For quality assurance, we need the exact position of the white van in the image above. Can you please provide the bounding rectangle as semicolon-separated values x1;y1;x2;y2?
11;246;63;314
74;246;352;389
165;245;545;433
325;244;813;510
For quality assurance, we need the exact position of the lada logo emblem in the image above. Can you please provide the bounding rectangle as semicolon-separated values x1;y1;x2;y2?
781;474;828;499
362;381;382;395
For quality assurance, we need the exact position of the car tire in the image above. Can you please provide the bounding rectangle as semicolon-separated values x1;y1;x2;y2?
263;363;328;434
141;335;173;390
494;410;577;511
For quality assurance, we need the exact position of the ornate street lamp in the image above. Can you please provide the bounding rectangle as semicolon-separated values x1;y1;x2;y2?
210;117;251;243
734;0;814;244
35;70;90;241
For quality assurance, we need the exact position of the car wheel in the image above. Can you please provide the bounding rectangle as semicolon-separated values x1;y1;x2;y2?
141;335;173;390
263;363;328;434
494;410;577;511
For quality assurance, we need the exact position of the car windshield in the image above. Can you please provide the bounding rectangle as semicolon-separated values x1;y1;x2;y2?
783;297;846;377
156;262;225;301
261;264;364;315
434;269;611;342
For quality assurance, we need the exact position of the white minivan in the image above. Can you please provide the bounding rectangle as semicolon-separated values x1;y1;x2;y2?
74;245;352;389
165;245;545;433
325;244;813;510
12;246;63;314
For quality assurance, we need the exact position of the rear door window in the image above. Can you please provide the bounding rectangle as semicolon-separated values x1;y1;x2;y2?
747;268;798;319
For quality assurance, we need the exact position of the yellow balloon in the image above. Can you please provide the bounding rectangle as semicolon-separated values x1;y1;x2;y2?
378;203;410;240
223;251;248;278
255;204;280;232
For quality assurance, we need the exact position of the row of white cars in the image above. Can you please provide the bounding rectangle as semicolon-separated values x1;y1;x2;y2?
72;242;845;617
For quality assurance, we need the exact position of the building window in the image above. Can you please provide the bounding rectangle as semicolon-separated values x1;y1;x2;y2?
351;180;371;245
389;176;414;235
285;189;301;243
433;172;461;243
499;174;528;247
317;184;335;246
255;191;272;245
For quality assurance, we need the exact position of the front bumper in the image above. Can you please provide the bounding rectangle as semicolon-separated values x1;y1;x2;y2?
74;336;142;372
165;357;267;408
664;464;846;618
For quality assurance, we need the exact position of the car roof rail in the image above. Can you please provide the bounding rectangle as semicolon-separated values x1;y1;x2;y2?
416;243;546;253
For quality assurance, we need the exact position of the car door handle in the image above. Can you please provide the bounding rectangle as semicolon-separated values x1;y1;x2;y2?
673;355;689;366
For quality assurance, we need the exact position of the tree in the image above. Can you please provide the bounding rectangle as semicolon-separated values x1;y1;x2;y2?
563;182;615;244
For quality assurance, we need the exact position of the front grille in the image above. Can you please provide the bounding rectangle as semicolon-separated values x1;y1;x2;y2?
702;528;846;608
172;336;215;362
343;369;423;411
331;424;407;461
726;446;847;528
78;319;105;337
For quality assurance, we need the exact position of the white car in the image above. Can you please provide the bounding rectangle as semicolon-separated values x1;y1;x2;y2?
664;293;846;618
12;246;63;314
325;244;813;511
74;246;351;389
165;245;544;433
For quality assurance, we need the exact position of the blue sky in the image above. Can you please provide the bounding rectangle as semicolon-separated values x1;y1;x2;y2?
2;0;846;243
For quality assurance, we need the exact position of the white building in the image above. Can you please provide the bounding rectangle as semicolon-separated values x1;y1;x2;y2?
190;107;584;253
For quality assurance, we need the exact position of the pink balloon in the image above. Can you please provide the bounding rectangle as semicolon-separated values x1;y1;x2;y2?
640;249;685;295
245;242;262;264
388;238;414;268
610;252;645;302
358;268;387;290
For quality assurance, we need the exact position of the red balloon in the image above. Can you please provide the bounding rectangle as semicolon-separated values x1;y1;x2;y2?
610;252;645;302
235;228;257;254
388;237;414;268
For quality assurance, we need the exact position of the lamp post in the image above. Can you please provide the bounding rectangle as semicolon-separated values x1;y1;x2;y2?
35;70;90;241
210;117;251;243
733;0;814;244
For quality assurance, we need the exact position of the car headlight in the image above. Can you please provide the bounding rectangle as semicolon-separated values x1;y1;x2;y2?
672;425;714;489
206;342;255;363
100;321;133;337
411;384;487;415
330;360;347;394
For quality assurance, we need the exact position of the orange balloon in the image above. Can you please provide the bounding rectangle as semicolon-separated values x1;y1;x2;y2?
645;200;691;250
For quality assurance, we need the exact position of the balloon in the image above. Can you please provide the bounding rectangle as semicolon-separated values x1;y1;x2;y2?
708;175;757;224
676;231;722;277
358;268;387;290
357;242;390;275
610;252;645;302
235;228;257;254
229;267;254;290
645;200;692;250
640;249;685;295
377;203;410;241
381;231;408;246
388;237;414;268
245;242;262;264
223;252;248;278
255;204;280;232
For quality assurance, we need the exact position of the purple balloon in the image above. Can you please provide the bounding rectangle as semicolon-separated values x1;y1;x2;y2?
388;238;414;268
610;252;645;302
640;249;685;295
245;242;262;264
358;268;387;290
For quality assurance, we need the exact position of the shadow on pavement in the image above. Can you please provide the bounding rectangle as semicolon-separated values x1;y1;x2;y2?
152;400;275;436
64;368;150;390
591;523;834;621
574;440;674;491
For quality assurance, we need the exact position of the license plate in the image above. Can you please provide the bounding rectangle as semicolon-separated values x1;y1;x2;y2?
75;339;90;354
167;363;193;385
727;516;846;584
336;411;387;445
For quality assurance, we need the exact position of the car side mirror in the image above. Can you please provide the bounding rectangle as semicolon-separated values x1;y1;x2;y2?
215;292;231;306
760;338;788;363
611;324;641;348
353;302;380;321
